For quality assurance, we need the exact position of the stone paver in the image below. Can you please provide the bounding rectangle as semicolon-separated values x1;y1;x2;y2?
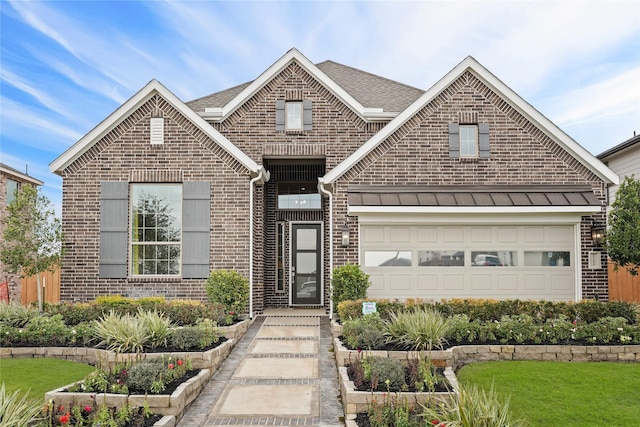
176;311;344;427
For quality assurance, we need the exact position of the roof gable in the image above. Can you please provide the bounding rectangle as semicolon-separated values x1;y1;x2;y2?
194;48;402;122
50;80;262;176
321;56;619;186
0;163;43;186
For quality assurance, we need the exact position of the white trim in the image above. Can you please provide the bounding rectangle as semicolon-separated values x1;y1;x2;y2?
574;223;583;301
0;165;43;186
202;48;388;124
348;205;602;215
322;56;619;185
50;79;261;176
353;212;586;225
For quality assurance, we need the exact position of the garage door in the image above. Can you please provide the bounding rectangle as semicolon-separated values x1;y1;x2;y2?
361;224;576;301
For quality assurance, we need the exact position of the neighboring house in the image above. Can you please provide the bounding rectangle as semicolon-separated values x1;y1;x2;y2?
597;133;640;208
50;49;619;315
0;163;44;302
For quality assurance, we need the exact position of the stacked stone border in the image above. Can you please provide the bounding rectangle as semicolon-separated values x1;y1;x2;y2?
333;333;640;427
0;319;252;427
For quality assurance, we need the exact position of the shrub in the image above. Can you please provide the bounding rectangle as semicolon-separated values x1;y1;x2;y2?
124;359;166;393
420;383;528;427
384;306;452;352
331;264;370;311
69;321;96;347
342;312;386;350
0;384;42;427
363;356;406;392
22;314;71;346
171;319;221;350
205;270;249;319
0;301;40;327
494;314;539;344
45;302;103;326
94;310;149;353
137;307;173;348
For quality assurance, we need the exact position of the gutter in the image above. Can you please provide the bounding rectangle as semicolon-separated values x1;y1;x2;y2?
249;166;270;319
318;179;334;319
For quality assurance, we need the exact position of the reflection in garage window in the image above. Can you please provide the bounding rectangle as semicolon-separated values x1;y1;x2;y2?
418;250;464;266
365;251;412;267
524;251;570;266
471;251;518;266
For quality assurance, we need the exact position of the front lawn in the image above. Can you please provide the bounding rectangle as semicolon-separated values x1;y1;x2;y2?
457;361;640;426
0;358;94;402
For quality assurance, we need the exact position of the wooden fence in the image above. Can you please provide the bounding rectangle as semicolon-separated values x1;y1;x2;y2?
21;268;60;305
608;260;640;302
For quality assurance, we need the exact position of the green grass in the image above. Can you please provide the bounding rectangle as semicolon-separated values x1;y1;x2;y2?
0;358;94;402
457;361;640;426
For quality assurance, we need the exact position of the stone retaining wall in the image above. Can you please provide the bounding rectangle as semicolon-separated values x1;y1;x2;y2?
334;338;640;369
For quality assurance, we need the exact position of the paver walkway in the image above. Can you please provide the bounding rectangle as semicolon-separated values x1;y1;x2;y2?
177;309;344;426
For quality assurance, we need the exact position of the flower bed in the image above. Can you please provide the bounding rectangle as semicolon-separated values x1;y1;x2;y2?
338;366;458;418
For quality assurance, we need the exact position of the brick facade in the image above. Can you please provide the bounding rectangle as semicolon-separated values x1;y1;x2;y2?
54;52;613;308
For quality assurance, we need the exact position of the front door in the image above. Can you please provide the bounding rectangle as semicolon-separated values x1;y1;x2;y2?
291;223;322;305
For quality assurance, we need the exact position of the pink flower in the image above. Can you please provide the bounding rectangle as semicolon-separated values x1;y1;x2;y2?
168;363;174;369
177;359;183;366
84;405;92;413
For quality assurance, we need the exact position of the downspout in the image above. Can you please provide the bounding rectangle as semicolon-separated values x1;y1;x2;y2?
249;166;269;319
318;180;334;319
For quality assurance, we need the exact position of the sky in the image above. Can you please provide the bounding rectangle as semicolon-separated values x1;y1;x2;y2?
1;0;639;215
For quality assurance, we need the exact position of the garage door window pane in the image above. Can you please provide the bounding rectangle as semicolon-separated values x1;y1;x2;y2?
524;251;570;266
365;251;412;267
471;251;518;266
418;251;464;266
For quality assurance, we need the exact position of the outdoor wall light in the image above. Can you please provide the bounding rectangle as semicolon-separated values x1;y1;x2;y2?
591;225;605;247
341;223;350;247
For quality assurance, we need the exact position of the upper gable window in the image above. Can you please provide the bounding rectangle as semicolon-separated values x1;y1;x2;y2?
449;122;490;159
276;100;312;131
459;125;478;157
286;102;303;130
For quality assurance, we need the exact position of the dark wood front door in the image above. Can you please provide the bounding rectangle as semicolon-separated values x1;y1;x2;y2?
291;223;322;305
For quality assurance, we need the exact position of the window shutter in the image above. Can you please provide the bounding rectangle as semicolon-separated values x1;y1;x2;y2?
182;181;210;279
275;100;285;131
478;123;490;158
448;123;460;158
303;100;313;131
99;182;128;278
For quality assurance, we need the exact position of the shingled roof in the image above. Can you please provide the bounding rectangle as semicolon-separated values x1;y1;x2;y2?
186;59;424;113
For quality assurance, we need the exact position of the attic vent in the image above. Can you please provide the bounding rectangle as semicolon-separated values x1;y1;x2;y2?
150;117;164;145
458;111;478;124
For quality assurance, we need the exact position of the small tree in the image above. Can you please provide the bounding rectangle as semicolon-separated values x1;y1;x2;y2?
1;185;63;311
205;270;249;320
605;175;640;275
331;263;370;310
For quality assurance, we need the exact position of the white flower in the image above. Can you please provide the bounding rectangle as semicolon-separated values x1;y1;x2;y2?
617;327;624;332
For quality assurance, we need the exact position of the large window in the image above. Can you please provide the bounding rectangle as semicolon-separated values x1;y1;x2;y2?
6;179;19;205
131;184;182;276
278;183;321;209
459;125;478;157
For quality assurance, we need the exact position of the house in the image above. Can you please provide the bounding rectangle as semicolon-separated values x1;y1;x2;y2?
597;133;640;207
0;163;44;302
50;49;619;315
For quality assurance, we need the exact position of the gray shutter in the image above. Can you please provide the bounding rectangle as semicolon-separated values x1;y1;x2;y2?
182;181;210;279
303;100;313;131
100;182;128;278
275;100;285;131
448;123;460;158
479;123;490;158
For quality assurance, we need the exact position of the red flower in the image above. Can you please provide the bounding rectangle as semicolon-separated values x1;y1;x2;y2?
168;363;174;369
84;405;93;412
431;420;440;425
59;412;70;424
440;424;446;427
177;359;183;366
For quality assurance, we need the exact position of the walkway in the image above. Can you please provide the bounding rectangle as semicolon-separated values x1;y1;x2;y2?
177;309;345;426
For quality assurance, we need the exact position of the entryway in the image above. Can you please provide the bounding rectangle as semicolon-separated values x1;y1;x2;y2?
291;223;322;306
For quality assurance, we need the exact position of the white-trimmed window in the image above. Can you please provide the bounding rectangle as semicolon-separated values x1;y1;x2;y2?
286;101;303;130
460;125;478;157
131;184;182;276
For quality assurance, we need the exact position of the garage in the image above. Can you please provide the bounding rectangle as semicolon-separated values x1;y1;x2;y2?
360;223;578;301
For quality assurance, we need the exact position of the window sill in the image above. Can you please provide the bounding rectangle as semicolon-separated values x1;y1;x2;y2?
128;276;182;283
459;157;480;163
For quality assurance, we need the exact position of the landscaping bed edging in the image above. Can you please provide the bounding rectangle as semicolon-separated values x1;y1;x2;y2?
45;368;212;424
338;366;458;422
334;338;640;369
